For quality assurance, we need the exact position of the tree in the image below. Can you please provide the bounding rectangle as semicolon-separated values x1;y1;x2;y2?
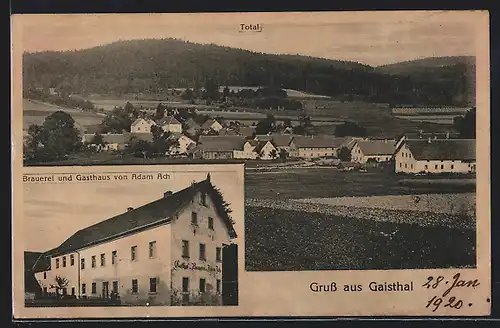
101;107;134;133
255;113;276;135
222;86;230;100
279;149;289;162
204;78;220;101
337;146;352;161
24;111;83;162
283;118;292;128
454;107;476;138
155;103;166;119
49;276;69;299
335;122;367;137
90;133;105;146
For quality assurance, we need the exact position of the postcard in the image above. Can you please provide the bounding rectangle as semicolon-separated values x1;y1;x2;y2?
11;10;490;318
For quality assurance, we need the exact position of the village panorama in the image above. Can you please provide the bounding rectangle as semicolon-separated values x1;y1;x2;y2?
22;38;477;275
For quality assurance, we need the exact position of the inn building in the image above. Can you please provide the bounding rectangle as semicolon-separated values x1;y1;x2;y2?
29;175;238;306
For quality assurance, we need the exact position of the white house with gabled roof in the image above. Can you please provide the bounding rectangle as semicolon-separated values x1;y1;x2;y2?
130;118;156;134
30;175;238;306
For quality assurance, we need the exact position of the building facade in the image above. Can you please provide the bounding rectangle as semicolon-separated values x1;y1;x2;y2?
131;118;156;134
394;139;476;174
32;176;237;306
350;139;396;163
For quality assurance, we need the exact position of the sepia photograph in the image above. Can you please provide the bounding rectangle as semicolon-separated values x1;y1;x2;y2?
12;11;490;317
19;12;478;272
22;167;241;307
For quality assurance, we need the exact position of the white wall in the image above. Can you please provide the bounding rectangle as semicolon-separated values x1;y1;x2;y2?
169;189;231;305
78;223;172;306
162;124;183;134
131;119;154;133
233;142;257;159
395;144;476;173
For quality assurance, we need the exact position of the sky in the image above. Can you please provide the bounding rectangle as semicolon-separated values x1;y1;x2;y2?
22;168;243;252
15;11;479;66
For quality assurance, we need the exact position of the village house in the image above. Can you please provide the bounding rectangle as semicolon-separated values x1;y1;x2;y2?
82;133;129;152
195;136;245;160
350;139;396;163
168;134;197;156
131;118;156;134
29;176;237;306
394;138;476;174
233;140;259;160
255;134;294;154
201;119;224;134
159;116;183;134
288;135;344;159
254;140;278;160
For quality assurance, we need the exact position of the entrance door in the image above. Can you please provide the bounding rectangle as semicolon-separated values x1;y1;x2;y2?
102;281;109;299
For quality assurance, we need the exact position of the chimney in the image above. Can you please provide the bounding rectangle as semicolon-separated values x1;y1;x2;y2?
127;207;134;212
164;191;173;198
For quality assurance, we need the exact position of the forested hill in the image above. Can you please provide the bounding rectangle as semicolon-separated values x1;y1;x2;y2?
374;56;475;75
23;38;473;106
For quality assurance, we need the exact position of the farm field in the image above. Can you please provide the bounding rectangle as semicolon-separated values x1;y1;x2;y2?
244;169;475;199
244;206;476;271
23;99;104;130
244;169;476;271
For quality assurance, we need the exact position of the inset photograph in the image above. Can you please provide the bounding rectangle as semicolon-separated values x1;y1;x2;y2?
23;167;241;307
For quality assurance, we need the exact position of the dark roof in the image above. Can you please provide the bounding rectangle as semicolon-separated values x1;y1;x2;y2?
46;177;236;257
238;126;256;137
292;135;347;148
356;139;396;155
404;139;476;161
25;251;43;272
158;115;181;126
197;136;246;152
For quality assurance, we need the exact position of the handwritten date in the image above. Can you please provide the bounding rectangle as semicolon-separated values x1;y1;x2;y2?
422;272;480;297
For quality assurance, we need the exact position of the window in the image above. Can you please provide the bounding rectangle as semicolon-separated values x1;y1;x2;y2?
62;256;66;267
112;251;117;265
182;240;190;258
70;255;75;266
424;165;428;170
404;163;407;168
441;165;444;169
131;246;137;261
208;217;214;230
410;164;413;169
43;272;46;279
71;287;75;296
112;281;118;294
132;279;138;293
216;247;222;262
182;277;189;303
82;283;86;294
91;282;97;294
435;165;438;169
62;288;67;295
100;253;106;266
91;256;96;268
399;163;402;168
191;212;198;226
56;258;60;269
81;258;85;270
149;241;157;258
216;279;221;294
201;192;207;206
199;278;206;293
199;243;206;261
149;278;157;293
451;165;454;169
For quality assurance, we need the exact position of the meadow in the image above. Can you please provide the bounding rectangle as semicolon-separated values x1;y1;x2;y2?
23;99;104;130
